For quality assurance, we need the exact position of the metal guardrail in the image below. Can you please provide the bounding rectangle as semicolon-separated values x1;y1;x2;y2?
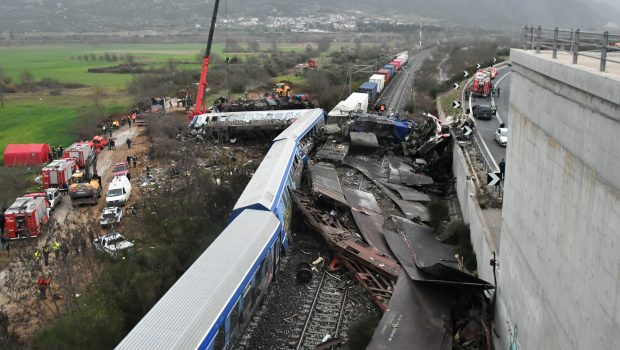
522;26;620;72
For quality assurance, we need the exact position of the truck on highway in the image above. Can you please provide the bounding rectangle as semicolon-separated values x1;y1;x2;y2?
469;71;493;97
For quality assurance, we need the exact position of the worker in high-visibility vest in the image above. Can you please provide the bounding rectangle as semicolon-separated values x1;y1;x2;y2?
32;249;42;265
52;241;61;259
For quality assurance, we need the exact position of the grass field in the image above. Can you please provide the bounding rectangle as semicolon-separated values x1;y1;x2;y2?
0;42;318;163
0;43;209;90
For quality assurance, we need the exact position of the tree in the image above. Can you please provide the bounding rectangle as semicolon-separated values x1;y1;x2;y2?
316;37;332;53
19;70;34;85
247;39;260;53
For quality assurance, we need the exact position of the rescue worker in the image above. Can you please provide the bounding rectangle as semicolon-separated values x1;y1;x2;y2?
52;241;61;259
32;249;42;266
499;158;506;180
42;245;50;266
36;277;50;300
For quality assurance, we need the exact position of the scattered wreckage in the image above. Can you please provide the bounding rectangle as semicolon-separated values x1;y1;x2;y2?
291;112;494;349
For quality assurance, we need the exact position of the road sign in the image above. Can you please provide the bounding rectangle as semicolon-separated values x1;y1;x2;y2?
453;82;460;90
476;63;481;69
464;70;469;78
463;125;472;136
487;172;501;186
453;101;461;109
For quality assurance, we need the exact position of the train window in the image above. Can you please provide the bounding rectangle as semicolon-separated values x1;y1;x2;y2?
241;284;254;325
213;323;225;350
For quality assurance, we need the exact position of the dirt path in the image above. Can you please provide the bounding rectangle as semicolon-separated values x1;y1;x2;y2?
0;122;147;343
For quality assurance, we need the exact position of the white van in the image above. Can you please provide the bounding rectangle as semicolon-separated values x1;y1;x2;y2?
106;175;132;207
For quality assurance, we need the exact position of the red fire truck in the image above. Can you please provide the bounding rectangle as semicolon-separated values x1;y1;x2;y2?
4;196;49;239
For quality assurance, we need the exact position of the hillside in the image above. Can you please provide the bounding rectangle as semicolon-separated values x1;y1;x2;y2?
0;0;617;34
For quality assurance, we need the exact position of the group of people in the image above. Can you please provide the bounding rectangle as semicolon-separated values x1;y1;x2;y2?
126;155;138;168
48;145;65;161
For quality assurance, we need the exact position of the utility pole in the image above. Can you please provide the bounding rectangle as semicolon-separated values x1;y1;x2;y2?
226;57;231;101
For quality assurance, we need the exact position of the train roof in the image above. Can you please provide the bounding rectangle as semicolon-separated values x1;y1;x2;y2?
231;139;297;216
273;108;324;142
116;210;281;350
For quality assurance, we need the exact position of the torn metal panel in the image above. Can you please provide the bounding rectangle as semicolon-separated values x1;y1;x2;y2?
366;275;453;350
343;156;388;181
343;187;382;214
309;163;349;206
376;182;430;222
392;218;493;288
349;210;392;258
379;180;431;202
349;132;380;148
315;142;349;164
343;187;393;258
400;170;434;186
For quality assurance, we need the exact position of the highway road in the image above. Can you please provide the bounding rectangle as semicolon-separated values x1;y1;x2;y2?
377;50;430;114
468;65;512;167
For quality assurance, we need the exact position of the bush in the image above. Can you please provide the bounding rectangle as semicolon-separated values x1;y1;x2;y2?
445;220;477;272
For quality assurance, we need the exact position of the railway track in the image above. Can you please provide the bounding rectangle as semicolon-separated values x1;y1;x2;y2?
292;271;348;350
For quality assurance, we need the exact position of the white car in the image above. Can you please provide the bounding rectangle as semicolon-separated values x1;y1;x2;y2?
99;207;123;227
45;188;62;210
106;175;132;207
495;127;508;147
94;232;134;258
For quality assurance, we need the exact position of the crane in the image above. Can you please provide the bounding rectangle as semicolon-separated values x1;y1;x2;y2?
190;0;221;118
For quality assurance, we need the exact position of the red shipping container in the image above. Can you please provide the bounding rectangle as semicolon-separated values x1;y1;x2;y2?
377;69;391;84
390;60;401;71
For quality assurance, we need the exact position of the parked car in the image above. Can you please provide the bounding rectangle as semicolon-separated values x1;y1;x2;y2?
99;206;123;227
106;175;132;207
495;127;508;147
473;105;494;120
93;232;134;258
112;161;130;178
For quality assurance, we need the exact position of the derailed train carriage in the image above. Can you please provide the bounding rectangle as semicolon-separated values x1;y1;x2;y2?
116;108;325;350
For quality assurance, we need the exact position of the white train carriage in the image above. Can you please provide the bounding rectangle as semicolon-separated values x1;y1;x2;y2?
116;210;282;350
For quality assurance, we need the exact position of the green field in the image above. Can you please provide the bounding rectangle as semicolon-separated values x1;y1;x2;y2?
0;43;209;90
0;43;213;162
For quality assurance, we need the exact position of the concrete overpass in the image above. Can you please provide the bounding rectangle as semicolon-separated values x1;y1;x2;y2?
495;48;620;349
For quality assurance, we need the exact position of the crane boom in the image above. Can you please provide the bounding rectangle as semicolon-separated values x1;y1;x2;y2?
192;0;221;117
